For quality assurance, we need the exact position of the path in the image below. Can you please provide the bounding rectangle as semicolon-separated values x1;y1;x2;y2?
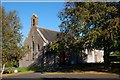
2;72;120;80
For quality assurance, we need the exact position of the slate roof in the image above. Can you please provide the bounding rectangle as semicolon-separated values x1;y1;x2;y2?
38;27;59;42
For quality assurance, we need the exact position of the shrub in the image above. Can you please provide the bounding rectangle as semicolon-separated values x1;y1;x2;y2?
3;67;15;74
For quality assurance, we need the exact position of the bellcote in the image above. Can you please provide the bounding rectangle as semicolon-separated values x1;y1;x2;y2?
31;13;38;27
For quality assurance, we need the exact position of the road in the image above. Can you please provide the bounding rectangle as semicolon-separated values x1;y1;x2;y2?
2;72;120;80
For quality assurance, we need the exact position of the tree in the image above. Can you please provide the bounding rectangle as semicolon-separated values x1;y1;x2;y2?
47;31;86;65
1;6;27;67
58;2;120;65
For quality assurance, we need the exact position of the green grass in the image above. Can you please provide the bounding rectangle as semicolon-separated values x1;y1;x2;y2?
15;67;31;72
3;67;31;74
3;67;52;74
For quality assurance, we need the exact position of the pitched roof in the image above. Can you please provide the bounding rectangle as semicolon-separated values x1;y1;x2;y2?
38;27;59;42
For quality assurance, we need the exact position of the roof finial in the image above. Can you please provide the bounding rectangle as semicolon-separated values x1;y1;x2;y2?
32;13;38;18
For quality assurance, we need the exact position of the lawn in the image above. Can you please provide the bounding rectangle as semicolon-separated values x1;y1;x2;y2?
3;67;51;74
3;63;120;75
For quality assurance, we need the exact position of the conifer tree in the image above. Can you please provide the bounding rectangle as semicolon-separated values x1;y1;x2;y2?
58;2;120;65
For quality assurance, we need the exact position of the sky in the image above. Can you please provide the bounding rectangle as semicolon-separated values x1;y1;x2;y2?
2;2;65;42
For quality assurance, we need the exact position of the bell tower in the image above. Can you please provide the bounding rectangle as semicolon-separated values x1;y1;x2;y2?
31;13;38;27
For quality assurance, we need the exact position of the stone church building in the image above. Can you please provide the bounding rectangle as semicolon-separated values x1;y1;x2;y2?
19;14;58;67
19;14;104;67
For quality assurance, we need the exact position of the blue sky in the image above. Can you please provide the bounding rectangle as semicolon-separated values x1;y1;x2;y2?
2;2;65;42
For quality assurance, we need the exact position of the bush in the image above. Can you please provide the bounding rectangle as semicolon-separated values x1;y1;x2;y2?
3;67;31;74
3;67;15;74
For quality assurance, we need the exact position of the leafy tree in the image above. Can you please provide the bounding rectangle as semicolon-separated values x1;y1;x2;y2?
0;6;2;68
1;6;27;67
58;2;120;65
48;32;86;65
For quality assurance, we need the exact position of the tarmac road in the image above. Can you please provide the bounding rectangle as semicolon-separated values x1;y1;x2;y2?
2;72;120;80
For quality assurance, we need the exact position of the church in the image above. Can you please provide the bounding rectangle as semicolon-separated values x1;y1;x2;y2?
19;14;104;67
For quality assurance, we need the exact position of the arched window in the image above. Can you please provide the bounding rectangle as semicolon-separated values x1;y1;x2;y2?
32;41;34;60
32;41;34;51
33;19;35;26
38;44;40;52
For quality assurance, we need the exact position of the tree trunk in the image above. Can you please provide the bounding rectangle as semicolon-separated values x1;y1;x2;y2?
104;47;110;68
1;64;5;79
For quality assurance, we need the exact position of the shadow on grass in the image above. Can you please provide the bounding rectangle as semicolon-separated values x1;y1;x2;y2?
33;63;120;75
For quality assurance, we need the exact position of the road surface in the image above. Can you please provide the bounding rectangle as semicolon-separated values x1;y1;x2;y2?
2;72;120;80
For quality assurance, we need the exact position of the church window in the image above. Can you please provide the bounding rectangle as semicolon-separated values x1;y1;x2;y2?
33;19;35;26
38;44;40;52
32;41;34;51
32;41;35;60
